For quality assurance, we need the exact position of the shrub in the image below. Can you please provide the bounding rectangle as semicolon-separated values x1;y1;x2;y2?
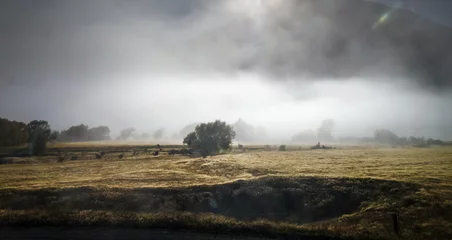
279;145;286;151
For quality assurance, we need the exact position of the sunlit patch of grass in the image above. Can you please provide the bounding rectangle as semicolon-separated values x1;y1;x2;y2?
0;146;451;239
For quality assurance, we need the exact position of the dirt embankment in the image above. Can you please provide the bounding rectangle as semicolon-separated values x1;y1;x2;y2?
0;176;418;224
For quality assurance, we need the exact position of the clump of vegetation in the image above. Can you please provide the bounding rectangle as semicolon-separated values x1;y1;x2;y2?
57;156;65;163
95;152;105;159
153;128;165;140
0;118;29;147
374;129;400;146
27;120;51;156
116;127;135;141
58;124;111;142
183;120;235;158
374;129;447;147
278;145;286;151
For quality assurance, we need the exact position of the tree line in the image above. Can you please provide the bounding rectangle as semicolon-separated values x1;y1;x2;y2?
373;129;446;147
0;118;57;155
57;124;110;142
0;118;29;147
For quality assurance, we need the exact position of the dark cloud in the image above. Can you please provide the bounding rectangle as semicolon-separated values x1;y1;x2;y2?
1;0;451;89
238;0;452;90
0;0;451;139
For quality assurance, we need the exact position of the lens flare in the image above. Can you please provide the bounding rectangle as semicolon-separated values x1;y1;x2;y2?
372;1;402;30
373;11;392;29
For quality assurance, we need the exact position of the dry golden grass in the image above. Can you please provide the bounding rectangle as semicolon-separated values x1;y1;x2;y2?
1;145;451;239
1;146;451;190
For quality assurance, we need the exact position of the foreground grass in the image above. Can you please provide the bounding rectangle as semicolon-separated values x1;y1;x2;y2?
0;145;451;239
0;210;351;239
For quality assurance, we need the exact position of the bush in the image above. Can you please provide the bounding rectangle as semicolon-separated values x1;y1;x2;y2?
279;145;286;151
183;120;235;158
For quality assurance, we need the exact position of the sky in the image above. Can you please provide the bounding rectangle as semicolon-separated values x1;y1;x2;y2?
1;0;451;141
370;0;452;27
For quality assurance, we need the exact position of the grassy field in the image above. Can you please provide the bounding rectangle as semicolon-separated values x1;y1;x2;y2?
0;143;451;239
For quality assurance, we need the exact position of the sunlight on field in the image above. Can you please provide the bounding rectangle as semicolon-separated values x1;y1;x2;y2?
1;146;452;239
1;147;451;190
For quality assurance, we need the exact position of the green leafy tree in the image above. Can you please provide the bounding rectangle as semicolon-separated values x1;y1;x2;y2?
28;120;51;155
183;120;235;158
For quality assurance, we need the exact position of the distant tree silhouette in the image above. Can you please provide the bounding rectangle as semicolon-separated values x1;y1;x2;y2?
233;118;255;142
0;118;29;146
153;128;165;140
117;127;135;140
317;119;335;142
137;132;151;140
28;120;51;155
374;129;400;146
49;130;60;142
87;126;110;141
59;124;89;141
183;120;235;158
58;124;110;142
292;130;317;143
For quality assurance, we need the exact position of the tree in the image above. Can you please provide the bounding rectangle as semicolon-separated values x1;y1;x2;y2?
183;120;235;157
59;124;89;142
292;130;317;143
57;124;110;142
49;130;60;142
233;118;255;142
117;127;135;140
0;118;29;146
317;119;335;142
137;132;151;140
374;129;400;146
88;126;110;141
28;120;51;155
153;128;165;140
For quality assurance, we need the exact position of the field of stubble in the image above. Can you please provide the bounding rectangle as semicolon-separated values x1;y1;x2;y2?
0;144;451;239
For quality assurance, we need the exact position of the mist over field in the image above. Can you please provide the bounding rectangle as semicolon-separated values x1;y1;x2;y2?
1;0;451;140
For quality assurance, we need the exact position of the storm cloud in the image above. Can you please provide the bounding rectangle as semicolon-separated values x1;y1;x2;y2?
1;0;451;140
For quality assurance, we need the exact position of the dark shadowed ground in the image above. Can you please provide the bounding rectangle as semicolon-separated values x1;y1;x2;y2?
0;227;265;240
0;227;344;240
